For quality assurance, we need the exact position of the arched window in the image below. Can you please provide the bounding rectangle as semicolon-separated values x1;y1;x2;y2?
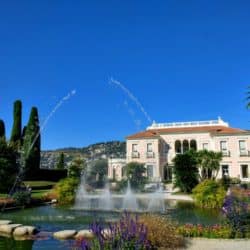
183;140;189;153
175;140;182;154
190;139;197;151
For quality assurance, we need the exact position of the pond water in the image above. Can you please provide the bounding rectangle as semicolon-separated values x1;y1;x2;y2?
0;202;225;250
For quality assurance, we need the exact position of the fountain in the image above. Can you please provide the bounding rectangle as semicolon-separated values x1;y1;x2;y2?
147;184;165;213
122;180;139;211
74;175;92;210
98;182;114;211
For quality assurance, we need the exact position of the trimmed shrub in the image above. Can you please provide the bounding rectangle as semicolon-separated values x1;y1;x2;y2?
192;180;226;208
25;169;67;182
139;214;185;249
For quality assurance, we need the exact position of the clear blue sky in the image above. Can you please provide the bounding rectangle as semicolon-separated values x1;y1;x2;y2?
1;1;250;150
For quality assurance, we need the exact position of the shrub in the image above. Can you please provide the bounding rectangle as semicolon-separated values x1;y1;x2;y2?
52;177;79;205
139;214;185;249
177;224;231;238
12;191;31;206
192;180;226;208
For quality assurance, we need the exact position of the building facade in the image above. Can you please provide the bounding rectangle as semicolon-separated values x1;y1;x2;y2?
108;118;250;183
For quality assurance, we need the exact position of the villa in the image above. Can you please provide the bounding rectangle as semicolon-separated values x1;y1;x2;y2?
108;118;250;183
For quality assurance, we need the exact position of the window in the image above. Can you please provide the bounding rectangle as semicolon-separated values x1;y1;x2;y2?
147;143;153;152
175;140;182;154
190;140;197;151
241;165;249;178
132;144;138;152
239;140;247;156
147;165;154;179
183;140;189;153
220;141;229;156
222;165;229;177
202;143;209;150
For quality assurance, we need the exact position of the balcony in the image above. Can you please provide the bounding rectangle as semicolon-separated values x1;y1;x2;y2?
222;151;231;157
240;151;250;157
131;151;140;159
146;151;155;158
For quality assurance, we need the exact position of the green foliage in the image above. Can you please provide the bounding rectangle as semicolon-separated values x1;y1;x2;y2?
12;191;31;206
87;159;108;188
196;150;222;180
177;224;231;238
0;119;5;138
53;177;79;205
173;150;199;193
22;107;41;177
192;180;226;208
0;138;18;192
124;162;147;190
68;157;85;178
56;152;65;169
10;100;22;145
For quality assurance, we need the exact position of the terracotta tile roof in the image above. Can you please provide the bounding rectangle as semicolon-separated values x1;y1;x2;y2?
126;126;247;140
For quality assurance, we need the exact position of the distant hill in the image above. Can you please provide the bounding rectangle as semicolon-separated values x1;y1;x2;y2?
40;141;126;169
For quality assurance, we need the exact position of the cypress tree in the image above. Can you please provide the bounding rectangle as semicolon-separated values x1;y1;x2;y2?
56;152;65;169
10;100;22;144
22;107;41;177
0;119;5;138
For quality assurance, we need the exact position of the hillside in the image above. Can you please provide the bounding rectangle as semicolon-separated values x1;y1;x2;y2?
40;141;126;169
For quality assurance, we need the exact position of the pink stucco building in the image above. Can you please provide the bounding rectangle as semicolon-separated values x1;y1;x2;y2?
108;118;250;183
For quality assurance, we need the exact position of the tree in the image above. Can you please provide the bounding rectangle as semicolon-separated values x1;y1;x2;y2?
125;162;147;190
0;138;18;192
87;159;108;187
68;157;85;178
173;150;199;193
10;100;22;146
56;152;65;169
196;150;222;180
0;119;5;139
22;107;41;177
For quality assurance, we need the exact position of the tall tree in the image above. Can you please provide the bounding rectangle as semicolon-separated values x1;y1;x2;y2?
56;152;65;169
10;100;22;145
0;138;18;192
173;150;199;193
22;107;41;177
125;162;147;190
0;119;5;139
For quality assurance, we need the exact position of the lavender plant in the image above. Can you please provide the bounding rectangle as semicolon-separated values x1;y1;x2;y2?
222;193;249;238
76;212;153;250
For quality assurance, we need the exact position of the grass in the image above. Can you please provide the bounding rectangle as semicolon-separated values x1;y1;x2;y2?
31;189;51;199
24;181;56;188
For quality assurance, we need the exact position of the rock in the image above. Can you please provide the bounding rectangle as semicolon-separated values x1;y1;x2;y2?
103;229;111;237
53;230;77;239
13;225;37;237
25;226;37;235
0;220;12;225
51;199;57;203
13;227;28;236
75;230;94;239
0;224;22;234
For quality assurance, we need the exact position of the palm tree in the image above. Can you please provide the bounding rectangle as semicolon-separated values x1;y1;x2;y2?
196;150;223;180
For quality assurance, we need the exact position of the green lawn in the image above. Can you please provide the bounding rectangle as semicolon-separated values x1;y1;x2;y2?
24;181;56;188
31;189;51;199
